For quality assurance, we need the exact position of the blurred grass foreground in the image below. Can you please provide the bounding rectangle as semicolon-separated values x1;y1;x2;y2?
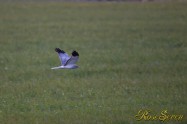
0;0;187;124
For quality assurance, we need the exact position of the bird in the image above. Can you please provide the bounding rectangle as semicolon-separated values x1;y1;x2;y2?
51;48;79;69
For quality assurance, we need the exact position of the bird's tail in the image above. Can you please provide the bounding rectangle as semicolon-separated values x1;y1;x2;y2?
51;66;61;69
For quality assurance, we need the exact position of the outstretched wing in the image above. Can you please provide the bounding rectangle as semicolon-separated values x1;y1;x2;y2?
65;51;79;66
55;48;70;65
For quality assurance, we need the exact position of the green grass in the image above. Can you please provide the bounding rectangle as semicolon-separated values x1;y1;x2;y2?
0;1;187;124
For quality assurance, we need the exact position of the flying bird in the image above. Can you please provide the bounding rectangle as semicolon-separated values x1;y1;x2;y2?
51;48;79;69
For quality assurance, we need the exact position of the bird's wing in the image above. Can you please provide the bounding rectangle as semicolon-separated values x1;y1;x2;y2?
55;48;70;65
65;51;79;66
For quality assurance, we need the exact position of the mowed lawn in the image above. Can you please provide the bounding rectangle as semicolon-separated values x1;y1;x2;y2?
0;1;187;124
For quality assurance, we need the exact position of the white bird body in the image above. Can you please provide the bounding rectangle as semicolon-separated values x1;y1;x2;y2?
51;48;79;69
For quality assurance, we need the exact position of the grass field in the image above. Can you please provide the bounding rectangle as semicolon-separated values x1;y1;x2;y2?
0;1;187;124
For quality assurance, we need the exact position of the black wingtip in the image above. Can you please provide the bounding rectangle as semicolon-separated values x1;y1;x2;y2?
55;48;65;53
72;51;79;56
